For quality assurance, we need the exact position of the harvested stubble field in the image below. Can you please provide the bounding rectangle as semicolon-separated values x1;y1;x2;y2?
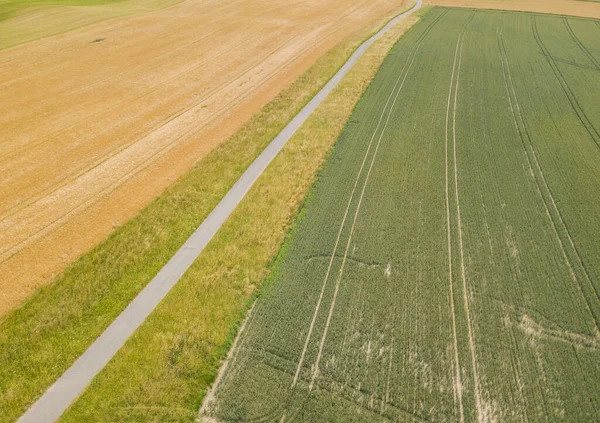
426;0;600;19
0;0;406;316
204;8;600;423
0;0;181;50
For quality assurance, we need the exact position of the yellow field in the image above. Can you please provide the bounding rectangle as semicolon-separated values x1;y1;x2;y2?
426;0;600;18
0;0;406;317
0;0;181;51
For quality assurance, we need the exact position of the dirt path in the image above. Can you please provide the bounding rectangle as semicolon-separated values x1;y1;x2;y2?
0;0;407;317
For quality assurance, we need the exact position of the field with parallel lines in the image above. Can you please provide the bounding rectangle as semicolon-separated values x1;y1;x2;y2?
203;8;600;423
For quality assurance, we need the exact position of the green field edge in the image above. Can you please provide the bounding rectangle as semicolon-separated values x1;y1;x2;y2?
0;3;417;422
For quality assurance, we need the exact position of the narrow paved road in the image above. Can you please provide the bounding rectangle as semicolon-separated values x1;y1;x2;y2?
17;1;422;422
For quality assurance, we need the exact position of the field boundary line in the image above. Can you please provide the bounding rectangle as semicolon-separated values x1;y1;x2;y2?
444;30;465;423
16;2;424;422
450;24;485;422
499;22;600;332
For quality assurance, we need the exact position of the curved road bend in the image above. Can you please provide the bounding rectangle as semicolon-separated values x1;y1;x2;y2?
17;1;422;421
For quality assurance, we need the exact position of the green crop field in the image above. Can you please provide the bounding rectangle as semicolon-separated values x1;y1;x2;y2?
203;7;600;423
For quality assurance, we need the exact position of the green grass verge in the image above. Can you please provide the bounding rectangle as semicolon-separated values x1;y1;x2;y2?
0;3;416;422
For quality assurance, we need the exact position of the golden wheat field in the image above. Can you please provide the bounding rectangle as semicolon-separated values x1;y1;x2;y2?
0;0;407;316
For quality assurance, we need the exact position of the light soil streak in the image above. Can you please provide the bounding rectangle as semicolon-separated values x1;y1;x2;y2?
445;32;466;423
452;33;485;422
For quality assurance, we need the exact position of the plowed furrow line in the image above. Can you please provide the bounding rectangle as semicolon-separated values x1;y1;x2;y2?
445;30;465;423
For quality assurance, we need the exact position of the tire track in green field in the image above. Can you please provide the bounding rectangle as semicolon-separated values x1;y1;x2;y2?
496;21;543;423
531;16;600;152
447;11;486;422
288;34;406;392
444;26;466;423
290;7;450;395
500;20;600;334
562;17;600;71
550;56;599;72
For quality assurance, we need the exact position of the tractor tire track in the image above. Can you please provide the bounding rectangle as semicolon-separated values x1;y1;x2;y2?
450;26;486;423
563;17;600;71
444;29;466;423
532;16;600;152
289;6;445;392
500;21;600;331
306;8;449;393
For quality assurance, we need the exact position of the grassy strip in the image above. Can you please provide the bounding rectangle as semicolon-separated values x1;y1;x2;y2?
56;10;421;423
0;4;415;422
